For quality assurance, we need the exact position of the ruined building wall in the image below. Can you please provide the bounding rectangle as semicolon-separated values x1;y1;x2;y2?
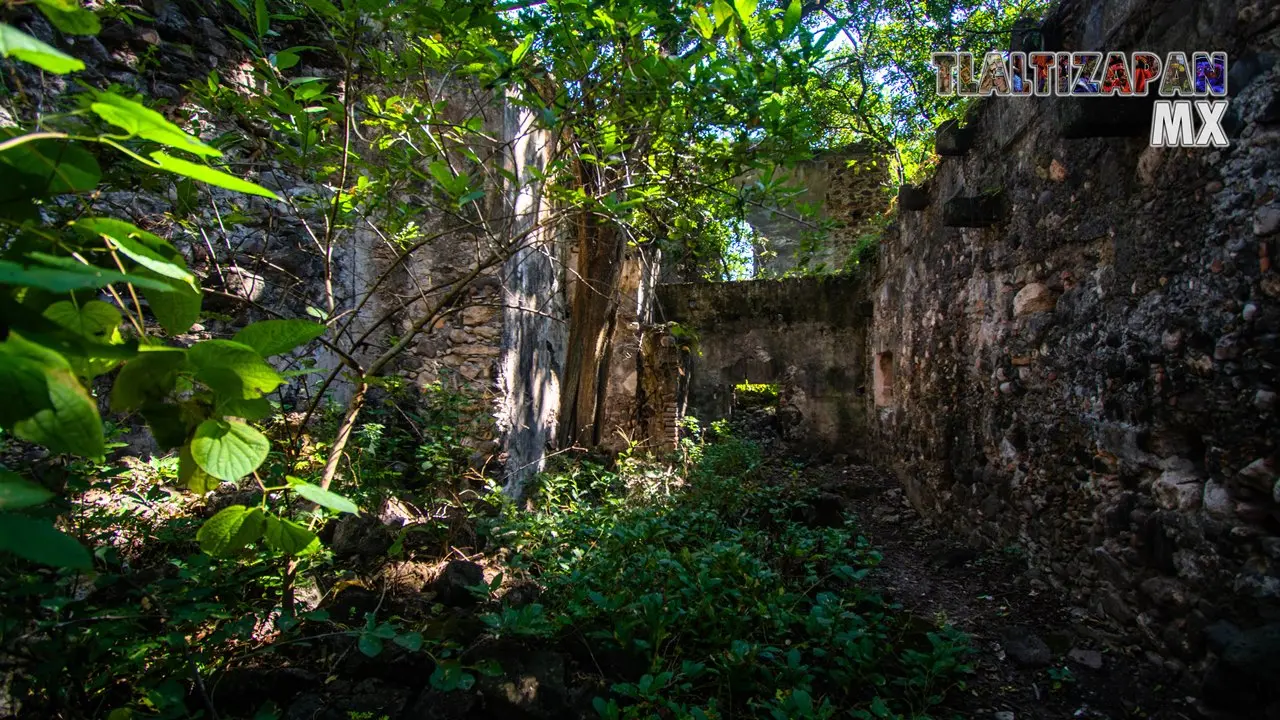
656;276;871;452
867;0;1280;670
745;143;893;277
7;4;575;489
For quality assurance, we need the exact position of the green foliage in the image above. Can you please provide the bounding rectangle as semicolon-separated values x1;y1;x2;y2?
797;0;1050;184
0;12;339;583
734;381;780;407
483;432;974;717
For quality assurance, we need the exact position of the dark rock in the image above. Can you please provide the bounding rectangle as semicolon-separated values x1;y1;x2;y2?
284;679;410;720
899;183;931;211
322;585;381;625
1067;647;1104;670
1058;96;1157;138
473;648;571;719
1202;623;1280;715
428;560;485;607
935;120;975;157
330;514;394;559
1206;619;1243;653
999;626;1053;667
943;191;1008;227
1227;52;1276;97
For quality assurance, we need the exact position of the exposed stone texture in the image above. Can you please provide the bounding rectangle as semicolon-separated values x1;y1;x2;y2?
865;0;1280;684
942;191;1009;227
935;119;976;157
741;142;892;276
656;276;870;452
899;183;931;211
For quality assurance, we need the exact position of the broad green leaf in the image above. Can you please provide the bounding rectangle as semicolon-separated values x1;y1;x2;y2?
140;402;188;449
262;514;319;555
90;93;220;158
196;504;266;556
179;443;219;493
190;419;270;481
393;632;423;651
232;319;326;357
13;365;104;459
1;334;103;459
137;270;202;335
0;471;53;510
149;152;280;199
288;479;359;515
111;348;187;411
0;130;101;200
0;513;91;569
43;300;122;343
218;396;273;421
511;33;534;65
71;218;194;287
357;633;383;657
783;0;802;36
43;300;124;378
188;340;283;399
33;0;101;35
0;23;84;74
0;335;56;427
0;257;172;293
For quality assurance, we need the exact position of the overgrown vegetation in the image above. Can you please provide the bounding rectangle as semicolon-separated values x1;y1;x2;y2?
488;431;975;719
0;0;1012;715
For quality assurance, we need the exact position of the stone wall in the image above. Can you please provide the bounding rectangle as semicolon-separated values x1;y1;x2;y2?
745;143;892;277
656;276;871;451
867;0;1280;678
6;4;569;490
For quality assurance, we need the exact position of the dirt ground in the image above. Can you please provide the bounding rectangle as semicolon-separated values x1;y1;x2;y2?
812;461;1205;720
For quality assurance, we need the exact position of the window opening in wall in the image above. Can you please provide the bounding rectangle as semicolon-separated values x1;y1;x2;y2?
733;381;780;417
874;352;894;407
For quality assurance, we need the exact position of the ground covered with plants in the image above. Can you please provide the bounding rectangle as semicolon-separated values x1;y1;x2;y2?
1;391;986;718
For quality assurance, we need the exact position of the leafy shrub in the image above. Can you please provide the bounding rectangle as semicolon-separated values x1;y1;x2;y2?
483;432;974;718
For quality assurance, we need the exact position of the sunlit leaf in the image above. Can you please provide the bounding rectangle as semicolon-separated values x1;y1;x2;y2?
0;23;84;74
188;339;283;399
149;152;280;199
288;478;359;515
33;0;101;35
91;93;221;158
196;504;266;556
232;319;326;358
190;418;270;481
262;514;319;555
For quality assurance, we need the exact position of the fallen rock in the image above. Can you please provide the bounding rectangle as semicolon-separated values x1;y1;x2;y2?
1013;283;1056;317
330;514;394;560
1068;647;1104;670
428;560;485;607
1202;622;1280;714
999;626;1052;667
474;649;571;719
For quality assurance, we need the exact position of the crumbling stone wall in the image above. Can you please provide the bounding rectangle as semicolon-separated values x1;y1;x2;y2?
6;3;569;487
868;0;1280;679
745;143;892;277
656;276;871;451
